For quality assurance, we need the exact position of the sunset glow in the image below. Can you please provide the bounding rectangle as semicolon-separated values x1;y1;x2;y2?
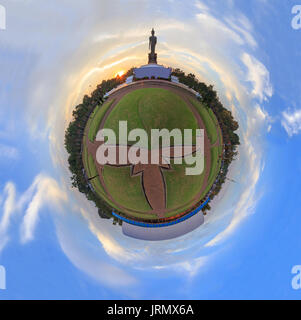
115;70;125;78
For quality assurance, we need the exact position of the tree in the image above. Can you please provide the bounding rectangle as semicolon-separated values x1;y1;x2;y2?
65;67;240;221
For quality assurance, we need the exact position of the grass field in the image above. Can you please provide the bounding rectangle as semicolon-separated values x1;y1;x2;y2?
101;88;203;216
83;87;223;220
102;165;157;216
82;145;106;198
104;88;198;147
90;170;157;219
199;145;222;199
87;154;98;177
83;147;157;218
88;99;115;142
189;98;218;145
164;156;206;217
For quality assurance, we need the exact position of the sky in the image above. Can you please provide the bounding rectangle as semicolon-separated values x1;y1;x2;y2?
0;0;301;300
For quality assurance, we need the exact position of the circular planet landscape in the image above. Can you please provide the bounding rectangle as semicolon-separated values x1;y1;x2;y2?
65;30;239;240
84;83;223;219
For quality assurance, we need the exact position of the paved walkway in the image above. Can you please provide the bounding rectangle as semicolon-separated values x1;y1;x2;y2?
84;80;218;219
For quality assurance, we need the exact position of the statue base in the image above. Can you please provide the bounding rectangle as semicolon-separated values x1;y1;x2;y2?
148;53;157;64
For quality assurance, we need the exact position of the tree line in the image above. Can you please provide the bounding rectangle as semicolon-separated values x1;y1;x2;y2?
64;69;134;219
65;67;239;221
171;69;240;214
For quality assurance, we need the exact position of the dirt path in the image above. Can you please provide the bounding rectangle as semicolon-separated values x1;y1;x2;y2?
84;80;218;219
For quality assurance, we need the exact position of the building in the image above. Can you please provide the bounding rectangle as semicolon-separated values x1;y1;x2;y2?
134;29;171;80
122;212;204;241
134;64;171;80
171;75;180;83
126;75;134;84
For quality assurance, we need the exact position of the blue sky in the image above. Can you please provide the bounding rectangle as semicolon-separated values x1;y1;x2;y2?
0;0;301;299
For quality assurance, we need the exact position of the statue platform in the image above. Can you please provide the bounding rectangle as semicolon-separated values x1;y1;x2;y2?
134;64;172;80
148;53;157;64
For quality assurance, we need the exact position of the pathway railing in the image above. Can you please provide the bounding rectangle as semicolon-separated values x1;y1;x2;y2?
112;197;210;228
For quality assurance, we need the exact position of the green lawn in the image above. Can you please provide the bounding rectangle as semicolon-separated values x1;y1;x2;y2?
88;99;115;142
104;88;198;148
102;165;152;213
83;88;223;220
83;147;107;198
200;145;222;199
209;108;218;125
190;99;218;145
87;154;98;177
86;159;157;219
164;156;206;217
87;167;155;218
209;146;220;184
101;88;203;216
90;175;107;199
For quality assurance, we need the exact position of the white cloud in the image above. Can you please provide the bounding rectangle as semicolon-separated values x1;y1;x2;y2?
0;183;16;253
0;144;19;160
195;1;210;13
225;17;257;49
156;256;209;278
281;109;301;137
1;0;273;283
206;162;261;247
0;174;67;253
196;13;244;45
56;219;137;289
47;1;271;276
242;53;273;102
20;174;67;243
0;183;16;235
